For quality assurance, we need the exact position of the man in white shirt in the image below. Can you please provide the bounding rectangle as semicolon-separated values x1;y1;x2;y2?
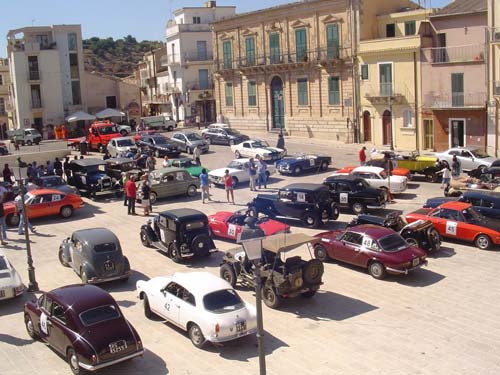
15;192;36;235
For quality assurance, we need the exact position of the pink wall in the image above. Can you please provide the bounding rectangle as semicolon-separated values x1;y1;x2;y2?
430;13;487;46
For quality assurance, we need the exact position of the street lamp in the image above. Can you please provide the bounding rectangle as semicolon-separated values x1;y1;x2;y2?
13;161;39;292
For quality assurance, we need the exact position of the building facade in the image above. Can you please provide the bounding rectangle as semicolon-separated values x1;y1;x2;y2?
0;59;11;138
7;25;86;132
139;46;170;117
487;0;500;156
420;0;488;152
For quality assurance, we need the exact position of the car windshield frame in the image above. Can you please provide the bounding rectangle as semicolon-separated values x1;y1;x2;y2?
252;140;270;148
378;233;410;253
79;304;121;327
42;177;65;187
463;206;487;222
203;289;245;314
116;139;134;147
185;133;202;141
227;161;243;169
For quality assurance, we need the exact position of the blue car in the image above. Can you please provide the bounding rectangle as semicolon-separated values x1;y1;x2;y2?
276;154;331;175
68;158;122;198
424;190;500;219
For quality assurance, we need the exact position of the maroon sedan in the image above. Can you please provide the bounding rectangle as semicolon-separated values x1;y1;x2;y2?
24;284;143;374
313;224;428;279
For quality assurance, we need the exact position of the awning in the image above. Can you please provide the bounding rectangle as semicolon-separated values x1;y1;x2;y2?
262;233;320;253
65;111;96;122
95;108;126;118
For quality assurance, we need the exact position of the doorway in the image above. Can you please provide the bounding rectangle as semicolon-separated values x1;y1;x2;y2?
382;110;392;145
362;111;371;142
449;119;465;147
423;119;434;150
271;76;285;129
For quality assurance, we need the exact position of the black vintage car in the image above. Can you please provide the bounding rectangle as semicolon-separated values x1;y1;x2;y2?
136;134;181;158
275;154;331;175
68;158;122;198
424;190;500;219
348;213;441;251
104;157;143;182
323;175;386;214
247;183;340;228
58;228;131;284
140;208;217;262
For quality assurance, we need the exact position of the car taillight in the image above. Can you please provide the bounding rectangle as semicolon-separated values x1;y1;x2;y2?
91;355;97;364
215;323;220;337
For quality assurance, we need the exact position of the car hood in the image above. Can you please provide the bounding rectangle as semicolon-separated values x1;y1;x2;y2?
208;211;233;222
257;147;283;154
87;172;109;183
423;197;459;208
186;166;204;177
0;269;21;288
209;168;241;177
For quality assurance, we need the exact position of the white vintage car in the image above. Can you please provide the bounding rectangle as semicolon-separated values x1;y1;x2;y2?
137;272;257;348
231;139;285;161
330;166;408;194
0;255;24;300
208;158;276;187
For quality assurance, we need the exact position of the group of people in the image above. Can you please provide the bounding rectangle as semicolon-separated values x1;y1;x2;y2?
123;172;152;216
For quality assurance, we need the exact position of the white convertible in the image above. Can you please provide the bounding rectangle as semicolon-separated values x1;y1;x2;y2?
0;255;24;300
137;272;257;348
231;139;285;161
208;158;276;187
329;166;408;194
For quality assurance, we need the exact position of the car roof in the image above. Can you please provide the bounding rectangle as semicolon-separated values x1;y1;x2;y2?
346;224;396;238
72;228;119;247
439;201;471;210
112;137;134;141
172;272;232;298
463;190;500;200
70;158;106;167
48;284;115;312
353;166;384;173
159;208;206;220
281;183;327;192
325;175;362;182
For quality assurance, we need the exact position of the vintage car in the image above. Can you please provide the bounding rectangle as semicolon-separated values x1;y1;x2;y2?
275;154;331;175
34;175;80;195
137;271;256;348
468;159;500;180
106;137;138;157
322;175;386;214
208;159;276;187
68;158;123;198
435;147;496;172
24;284;144;374
313;225;428;279
4;189;84;226
136;134;181;158
58;228;131;284
231;139;285;161
169;158;207;177
247;183;339;228
0;255;23;300
220;233;323;308
104;157;143;182
201;127;250;146
140;208;217;262
330;166;408;194
139;167;200;204
405;201;500;250
348;213;441;252
208;210;290;241
170;132;209;154
392;154;444;182
333;163;411;180
424;190;500;219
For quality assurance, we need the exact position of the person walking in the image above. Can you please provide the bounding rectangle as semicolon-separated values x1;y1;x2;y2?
46;161;54;175
3;163;13;183
451;155;461;178
276;130;285;150
224;169;235;204
54;157;63;177
200;168;211;204
15;192;36;235
125;176;137;215
162;155;171;168
30;161;38;179
63;157;71;181
0;184;8;243
359;146;367;166
256;156;268;189
141;176;151;216
247;158;257;191
441;164;452;189
193;145;201;165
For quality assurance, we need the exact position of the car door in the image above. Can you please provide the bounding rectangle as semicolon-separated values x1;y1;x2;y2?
241;142;252;157
225;215;243;240
334;231;363;265
161;282;182;324
49;194;64;215
27;194;51;218
159;173;177;198
69;237;84;270
459;150;475;171
38;295;53;341
47;301;68;354
177;286;197;329
336;182;351;208
437;208;464;239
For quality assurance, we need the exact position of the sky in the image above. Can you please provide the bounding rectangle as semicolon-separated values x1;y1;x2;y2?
1;0;453;58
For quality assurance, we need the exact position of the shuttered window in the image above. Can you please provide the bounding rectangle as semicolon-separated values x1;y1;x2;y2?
328;77;340;105
297;78;308;105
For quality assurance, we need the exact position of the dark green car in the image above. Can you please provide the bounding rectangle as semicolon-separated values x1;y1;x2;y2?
170;158;208;177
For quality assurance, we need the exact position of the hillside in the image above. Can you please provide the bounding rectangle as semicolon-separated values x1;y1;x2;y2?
82;35;162;78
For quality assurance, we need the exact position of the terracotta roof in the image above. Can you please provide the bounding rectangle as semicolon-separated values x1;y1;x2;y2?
432;0;487;17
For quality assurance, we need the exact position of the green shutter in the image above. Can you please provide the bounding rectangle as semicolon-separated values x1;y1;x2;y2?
269;32;280;64
297;78;308;105
326;24;340;59
245;37;255;66
225;83;233;106
295;29;307;62
328;77;340;105
451;73;464;106
248;81;257;106
405;21;416;36
223;41;232;69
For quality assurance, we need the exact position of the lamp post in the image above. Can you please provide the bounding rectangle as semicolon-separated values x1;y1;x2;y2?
14;164;38;292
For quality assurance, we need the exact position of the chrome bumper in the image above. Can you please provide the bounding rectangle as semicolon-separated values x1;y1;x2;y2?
367;203;386;209
386;260;428;275
209;327;257;343
89;271;131;284
79;349;144;371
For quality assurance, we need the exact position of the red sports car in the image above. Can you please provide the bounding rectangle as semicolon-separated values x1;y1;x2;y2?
4;189;84;226
208;210;290;241
313;224;427;279
406;201;500;250
335;164;411;180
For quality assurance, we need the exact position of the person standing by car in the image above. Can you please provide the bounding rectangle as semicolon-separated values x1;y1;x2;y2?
200;168;211;204
193;145;202;165
63;157;71;181
146;154;156;173
256;156;268;189
125;176;137;215
359;146;367;166
224;169;235;204
451;155;461;178
46;160;54;175
122;172;130;206
3;163;13;183
141;175;151;216
441;165;452;189
53;157;63;177
276;130;285;150
162;155;171;168
247;158;257;191
15;191;36;235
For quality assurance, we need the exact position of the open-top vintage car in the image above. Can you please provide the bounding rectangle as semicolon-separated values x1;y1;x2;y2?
140;209;217;262
220;233;323;309
348;212;441;251
392;153;444;182
169;158;207;177
58;228;131;284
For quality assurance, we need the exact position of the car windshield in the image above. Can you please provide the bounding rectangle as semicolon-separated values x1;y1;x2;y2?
252;140;270;148
225;129;241;136
86;165;106;174
203;289;245;314
227;161;243;169
117;139;134;147
80;304;120;327
186;133;202;141
93;243;117;253
470;149;489;159
0;257;7;270
378;233;409;252
98;126;118;135
42;177;64;187
463;207;487;222
178;160;198;168
152;136;169;145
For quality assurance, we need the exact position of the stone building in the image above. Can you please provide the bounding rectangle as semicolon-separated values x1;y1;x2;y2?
487;0;500;156
0;59;11;138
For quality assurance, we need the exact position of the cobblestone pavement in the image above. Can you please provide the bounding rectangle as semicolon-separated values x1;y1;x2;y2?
0;139;499;375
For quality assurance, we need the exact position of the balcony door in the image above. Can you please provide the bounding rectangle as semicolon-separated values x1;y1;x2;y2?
271;76;285;129
196;41;207;61
362;111;371;142
382;110;392;145
423;119;434;150
198;69;209;90
451;73;464;107
326;24;340;59
449;119;465;148
295;29;307;62
379;63;393;96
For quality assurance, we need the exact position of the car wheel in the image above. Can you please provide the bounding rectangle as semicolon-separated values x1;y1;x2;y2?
427;227;441;251
143;294;154;319
301;290;316;298
67;348;83;375
220;263;237;288
425;173;438;183
331;203;340;220
58;248;70;267
60;205;73;219
169;244;183;263
303;259;324;284
293;166;302;175
235;150;241;158
303;212;319;228
154;149;160;158
186;185;197;197
27;140;33;146
150;192;157;204
405;237;420;248
25;314;39;340
314;244;330;262
247;206;258;217
6;214;19;227
140;230;152;248
231;176;239;188
261;285;282;309
188;323;206;348
98;144;105;153
368;261;387;280
192;234;210;254
475;234;491;250
479;165;488;173
120;130;128;136
81;269;88;284
320;161;328;171
351;202;366;215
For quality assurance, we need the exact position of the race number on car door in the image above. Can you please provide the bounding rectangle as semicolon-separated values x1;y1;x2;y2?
445;221;458;236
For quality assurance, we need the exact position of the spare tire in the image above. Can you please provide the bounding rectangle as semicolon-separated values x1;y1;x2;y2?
192;234;211;255
302;259;324;285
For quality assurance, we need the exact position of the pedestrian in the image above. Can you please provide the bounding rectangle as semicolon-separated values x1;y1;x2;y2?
103;151;111;160
26;164;33;180
125;176;137;215
359;146;367;166
54;157;63;177
196;115;201;130
46;160;54;175
193;145;201;165
15;192;36;235
224;169;235;204
141;176;151;216
26;177;38;192
441;164;452;189
256;156;268;189
162;155;171;168
3;163;13;183
276;129;285;150
451;155;461;178
200;168;211;204
63;157;71;181
247;158;257;191
0;184;9;243
14;141;20;151
30;161;38;179
146;154;156;173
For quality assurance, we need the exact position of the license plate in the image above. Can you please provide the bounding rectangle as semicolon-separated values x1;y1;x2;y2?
236;321;246;333
104;261;115;271
109;340;127;354
0;290;5;297
412;258;419;267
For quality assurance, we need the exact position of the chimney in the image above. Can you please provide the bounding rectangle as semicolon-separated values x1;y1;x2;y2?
204;1;216;8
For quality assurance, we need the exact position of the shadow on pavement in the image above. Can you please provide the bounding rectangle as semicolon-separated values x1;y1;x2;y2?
395;268;446;287
105;349;169;375
0;291;37;317
0;333;33;347
395;193;418;200
406;183;420;189
428;246;456;258
105;270;151;293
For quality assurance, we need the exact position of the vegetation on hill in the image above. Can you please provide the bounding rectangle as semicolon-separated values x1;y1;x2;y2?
82;35;162;78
